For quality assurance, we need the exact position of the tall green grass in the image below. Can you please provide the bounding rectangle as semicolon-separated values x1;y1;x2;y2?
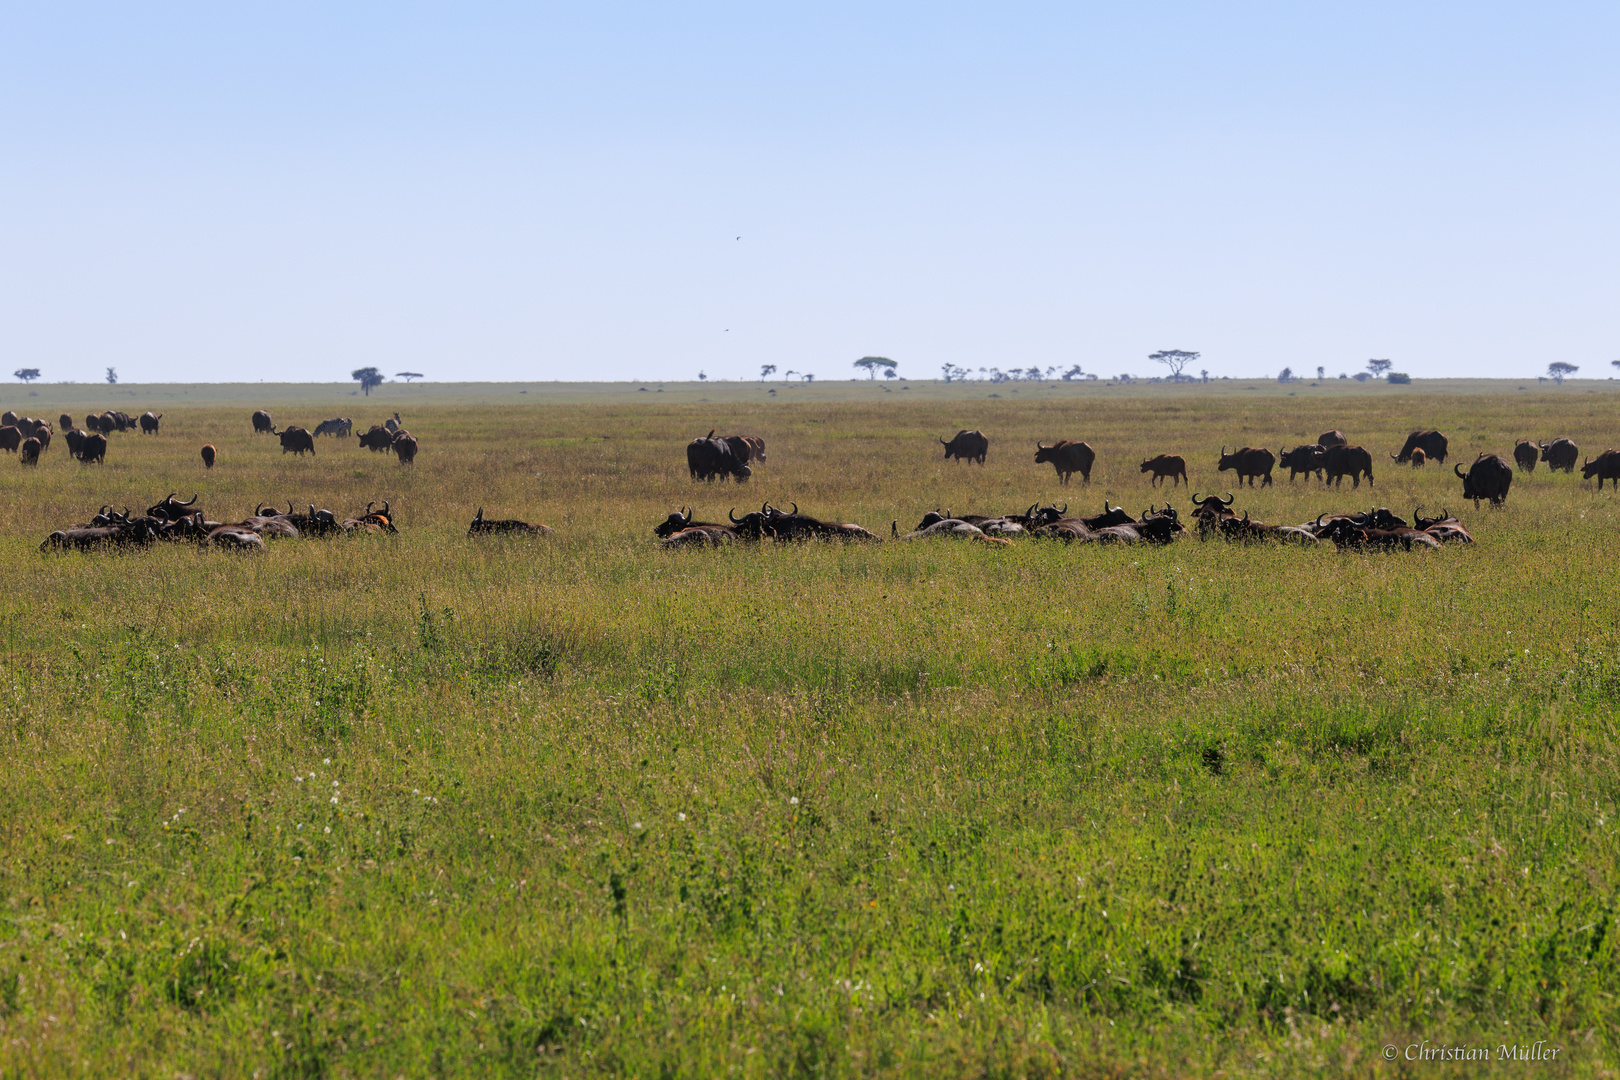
0;393;1616;1077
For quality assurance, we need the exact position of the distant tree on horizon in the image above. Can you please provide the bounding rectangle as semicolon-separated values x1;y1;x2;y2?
395;372;424;382
883;367;897;379
1547;362;1579;385
1367;359;1393;377
1278;367;1294;383
760;364;776;381
13;368;40;383
854;356;896;379
1150;349;1199;381
351;367;384;395
105;367;118;385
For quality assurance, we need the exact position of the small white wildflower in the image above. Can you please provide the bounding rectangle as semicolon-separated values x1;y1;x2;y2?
330;797;338;804
677;812;686;821
789;797;799;806
323;757;331;764
332;781;339;788
295;776;303;783
324;826;331;834
296;824;303;831
412;789;419;795
633;822;642;830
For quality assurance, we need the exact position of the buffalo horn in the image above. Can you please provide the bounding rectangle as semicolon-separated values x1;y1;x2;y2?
1222;493;1234;505
729;508;742;524
1454;463;1466;478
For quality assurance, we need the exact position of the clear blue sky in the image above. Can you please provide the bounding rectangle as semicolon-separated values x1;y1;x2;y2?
3;2;1615;383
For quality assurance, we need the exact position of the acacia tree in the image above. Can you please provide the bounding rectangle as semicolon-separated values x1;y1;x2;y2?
760;365;776;381
395;372;424;382
1547;362;1579;385
1367;359;1393;377
1149;350;1199;381
13;368;40;383
106;367;118;384
351;367;384;395
853;356;896;379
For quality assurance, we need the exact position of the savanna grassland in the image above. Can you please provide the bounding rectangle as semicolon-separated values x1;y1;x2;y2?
1;381;1618;1078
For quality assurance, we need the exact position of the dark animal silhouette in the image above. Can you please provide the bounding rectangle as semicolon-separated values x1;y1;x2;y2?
1034;440;1095;484
939;429;989;464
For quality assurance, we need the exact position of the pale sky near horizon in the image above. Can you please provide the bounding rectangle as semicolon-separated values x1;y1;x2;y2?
3;3;1616;385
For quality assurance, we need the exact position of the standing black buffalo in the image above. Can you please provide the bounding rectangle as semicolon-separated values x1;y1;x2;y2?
1513;440;1539;472
80;432;108;464
252;410;274;434
139;411;162;434
1322;444;1375;488
1393;430;1449;464
1539;438;1578;473
1217;446;1274;487
1278;444;1325;482
1318;429;1348;448
272;426;316;456
1034;440;1094;484
1139;454;1188;487
687;431;751;481
939;429;989;465
1456;454;1513;507
357;425;395;451
1581;450;1620;490
391;431;418;465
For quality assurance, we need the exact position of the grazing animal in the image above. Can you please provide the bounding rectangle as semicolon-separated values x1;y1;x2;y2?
1581;449;1620;490
272;426;316;456
313;417;353;438
1539;438;1578;473
0;426;19;453
939;429;989;465
1513;440;1538;473
1139;454;1188;487
1409;447;1426;468
201;444;216;469
1034;440;1095;485
391;431;418;464
357;425;394;451
79;432;108;464
20;437;41;465
469;508;552;536
687;431;752;482
0;411;15;426
738;436;766;461
1217;446;1275;487
1278;444;1326;482
383;413;403;433
1322;444;1375;488
1455;454;1514;508
1317;429;1348;448
252;409;274;434
139;411;162;434
1393;429;1449;464
59;413;74;432
63;429;87;459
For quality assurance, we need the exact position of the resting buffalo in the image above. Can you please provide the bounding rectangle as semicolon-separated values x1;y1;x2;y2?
1393;429;1448;464
1318;429;1348;448
1513;440;1538;473
148;493;200;520
1322;444;1374;488
252;410;274;434
139;411;162;434
1278;444;1325;482
687;432;751;482
1539;438;1578;473
654;507;730;538
729;502;879;541
273;426;316;456
80;433;108;464
391;431;418;464
201;444;216;469
1139;454;1187;487
20;437;41;465
208;526;266;552
940;429;988;465
1456;454;1513;508
1034;440;1094;484
469;508;552;536
0;426;18;453
39;520;160;552
313;417;353;437
1582;449;1620;490
1217;446;1274;487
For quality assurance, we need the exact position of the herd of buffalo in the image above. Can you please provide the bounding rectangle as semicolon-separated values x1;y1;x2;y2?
652;496;1474;550
39;495;400;552
0;409;419;469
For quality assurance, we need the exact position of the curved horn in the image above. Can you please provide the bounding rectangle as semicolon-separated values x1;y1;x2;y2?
365;501;376;515
181;494;197;507
729;507;742;524
308;504;316;519
1454;463;1466;478
474;508;483;522
381;500;390;516
1191;492;1202;504
1058;503;1067;514
788;502;798;516
1222;493;1234;505
1242;510;1250;523
1036;441;1046;450
287;501;296;516
1315;513;1326;527
1026;503;1038;520
940;437;949;446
